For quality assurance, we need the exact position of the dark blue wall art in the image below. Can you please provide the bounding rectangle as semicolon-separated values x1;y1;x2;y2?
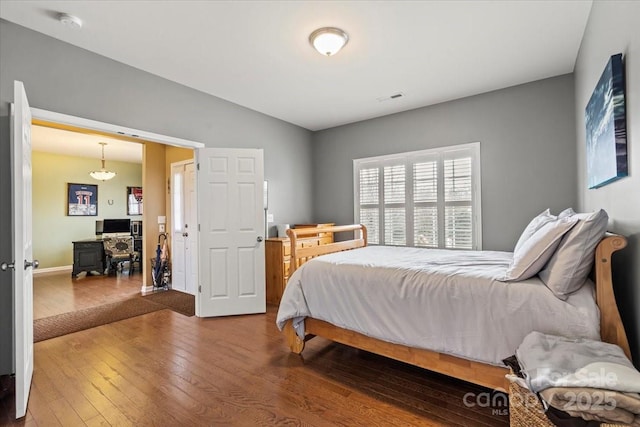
585;53;628;189
68;183;98;216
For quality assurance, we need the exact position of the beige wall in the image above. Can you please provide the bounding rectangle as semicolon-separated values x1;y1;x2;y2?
32;151;142;269
142;142;167;286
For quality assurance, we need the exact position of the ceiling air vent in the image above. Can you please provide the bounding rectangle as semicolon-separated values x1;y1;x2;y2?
376;92;405;102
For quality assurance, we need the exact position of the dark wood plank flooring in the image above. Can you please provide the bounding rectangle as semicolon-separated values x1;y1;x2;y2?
1;305;509;426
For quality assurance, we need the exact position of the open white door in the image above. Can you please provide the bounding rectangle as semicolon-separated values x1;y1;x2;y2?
196;148;265;317
10;81;36;419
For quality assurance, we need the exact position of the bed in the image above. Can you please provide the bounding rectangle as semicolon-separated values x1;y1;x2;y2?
276;223;631;391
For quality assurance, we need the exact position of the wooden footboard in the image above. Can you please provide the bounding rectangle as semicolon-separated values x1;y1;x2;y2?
282;226;630;391
286;224;366;275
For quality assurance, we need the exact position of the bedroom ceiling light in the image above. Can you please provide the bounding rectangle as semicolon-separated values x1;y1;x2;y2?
89;142;117;181
309;27;349;56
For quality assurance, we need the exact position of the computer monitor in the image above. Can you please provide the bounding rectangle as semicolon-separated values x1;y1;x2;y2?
102;218;131;234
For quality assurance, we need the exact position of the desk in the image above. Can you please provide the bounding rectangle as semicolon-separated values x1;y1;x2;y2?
72;237;143;278
72;239;105;278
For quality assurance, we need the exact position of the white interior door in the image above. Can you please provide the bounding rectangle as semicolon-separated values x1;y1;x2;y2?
11;80;35;419
170;161;197;295
171;163;186;292
197;148;265;317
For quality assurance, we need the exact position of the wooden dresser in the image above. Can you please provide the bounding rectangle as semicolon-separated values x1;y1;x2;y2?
265;224;334;305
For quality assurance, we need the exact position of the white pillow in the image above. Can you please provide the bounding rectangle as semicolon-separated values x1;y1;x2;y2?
502;216;579;282
538;209;609;300
514;209;557;253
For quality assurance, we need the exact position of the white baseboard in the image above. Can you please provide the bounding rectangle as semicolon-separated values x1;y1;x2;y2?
33;265;73;275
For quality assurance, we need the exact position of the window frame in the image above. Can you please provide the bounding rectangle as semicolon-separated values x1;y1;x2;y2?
353;142;482;250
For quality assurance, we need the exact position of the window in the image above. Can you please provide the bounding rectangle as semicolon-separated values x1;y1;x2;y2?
354;142;481;250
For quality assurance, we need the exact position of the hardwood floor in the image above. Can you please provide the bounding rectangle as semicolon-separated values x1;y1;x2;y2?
1;306;510;426
33;271;143;320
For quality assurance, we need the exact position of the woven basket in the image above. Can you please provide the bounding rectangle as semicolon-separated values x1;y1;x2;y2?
510;380;555;427
509;380;627;427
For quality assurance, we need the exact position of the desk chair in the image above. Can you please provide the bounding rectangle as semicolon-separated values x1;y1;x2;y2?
103;236;137;275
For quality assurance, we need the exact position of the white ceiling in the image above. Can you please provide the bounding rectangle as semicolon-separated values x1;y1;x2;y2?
1;1;593;131
32;125;143;163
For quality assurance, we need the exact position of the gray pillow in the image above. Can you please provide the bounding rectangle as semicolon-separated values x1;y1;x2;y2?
514;209;557;253
538;209;609;300
502;216;579;282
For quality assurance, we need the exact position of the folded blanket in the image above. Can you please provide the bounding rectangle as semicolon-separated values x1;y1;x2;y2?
516;331;640;394
540;387;640;426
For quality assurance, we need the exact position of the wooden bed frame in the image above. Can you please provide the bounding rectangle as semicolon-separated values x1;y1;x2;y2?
283;224;631;391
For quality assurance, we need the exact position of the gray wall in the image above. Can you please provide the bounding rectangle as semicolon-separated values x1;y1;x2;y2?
312;75;578;252
0;20;314;375
574;1;640;365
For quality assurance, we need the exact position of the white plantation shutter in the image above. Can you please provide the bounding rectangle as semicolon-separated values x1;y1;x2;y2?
444;155;473;249
413;160;438;248
358;167;380;244
354;143;481;250
383;164;406;245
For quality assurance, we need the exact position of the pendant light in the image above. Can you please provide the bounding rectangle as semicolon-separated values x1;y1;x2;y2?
89;142;117;181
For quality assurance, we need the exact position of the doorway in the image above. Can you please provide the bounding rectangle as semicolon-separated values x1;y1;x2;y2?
31;124;145;317
10;84;267;420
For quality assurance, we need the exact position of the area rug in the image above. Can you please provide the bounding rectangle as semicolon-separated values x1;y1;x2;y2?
142;290;195;317
34;290;195;343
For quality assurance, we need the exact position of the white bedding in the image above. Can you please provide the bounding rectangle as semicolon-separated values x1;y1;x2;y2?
275;246;600;366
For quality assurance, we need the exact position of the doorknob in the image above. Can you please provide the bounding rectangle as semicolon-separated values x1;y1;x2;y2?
182;232;189;237
24;260;39;270
1;262;15;271
257;236;263;242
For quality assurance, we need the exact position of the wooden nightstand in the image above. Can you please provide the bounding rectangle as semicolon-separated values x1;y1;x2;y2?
265;224;334;305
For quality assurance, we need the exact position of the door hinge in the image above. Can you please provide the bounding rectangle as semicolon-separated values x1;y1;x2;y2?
198;224;200;231
197;163;200;170
198;285;202;293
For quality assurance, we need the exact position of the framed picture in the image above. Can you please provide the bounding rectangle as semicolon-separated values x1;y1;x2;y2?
68;183;98;216
127;186;143;215
585;53;628;189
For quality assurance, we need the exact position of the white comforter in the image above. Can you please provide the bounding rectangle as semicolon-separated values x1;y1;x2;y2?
276;246;600;366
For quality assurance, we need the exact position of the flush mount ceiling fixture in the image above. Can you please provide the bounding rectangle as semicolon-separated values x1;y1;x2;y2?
89;142;117;181
309;27;349;56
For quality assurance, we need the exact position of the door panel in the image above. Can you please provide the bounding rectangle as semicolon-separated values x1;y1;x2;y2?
197;148;265;317
238;248;257;296
209;248;229;298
